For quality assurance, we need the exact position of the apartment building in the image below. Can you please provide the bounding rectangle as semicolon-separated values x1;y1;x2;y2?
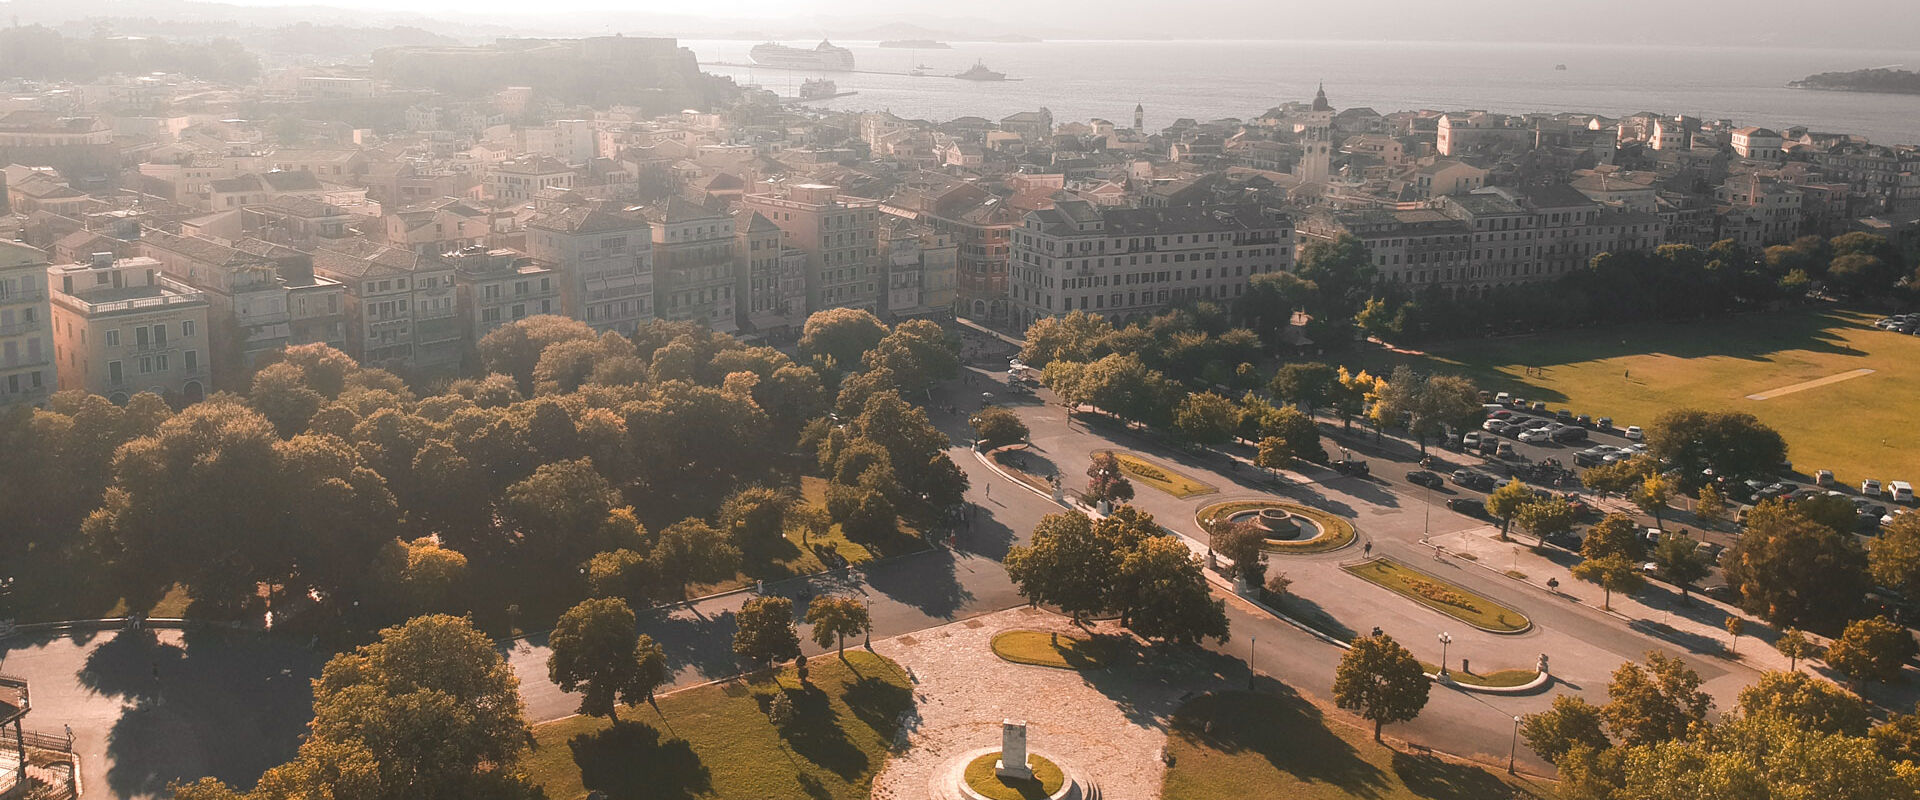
1716;175;1804;249
741;184;882;314
445;246;561;343
644;199;737;333
311;239;463;374
1008;199;1294;329
488;156;576;202
47;255;211;404
140;229;317;386
1301;208;1473;289
880;222;957;319
734;210;807;336
527;199;654;335
0;241;55;408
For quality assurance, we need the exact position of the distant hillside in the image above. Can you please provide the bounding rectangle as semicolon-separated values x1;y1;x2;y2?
1790;68;1920;95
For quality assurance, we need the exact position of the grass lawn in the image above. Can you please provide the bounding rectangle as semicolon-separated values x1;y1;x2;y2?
526;650;912;800
1196;501;1358;554
989;629;1115;670
1356;307;1920;487
1161;689;1550;800
963;752;1066;800
690;477;928;597
1417;663;1539;688
1342;559;1531;633
1100;451;1217;498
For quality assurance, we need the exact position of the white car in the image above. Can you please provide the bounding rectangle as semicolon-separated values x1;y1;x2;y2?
1518;427;1554;443
1624;425;1644;440
1864;479;1883;497
1893;481;1916;504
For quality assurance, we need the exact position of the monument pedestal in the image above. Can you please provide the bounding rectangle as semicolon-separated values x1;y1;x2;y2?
996;719;1033;779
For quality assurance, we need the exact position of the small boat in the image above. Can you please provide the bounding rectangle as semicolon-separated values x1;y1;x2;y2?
1555;63;1568;71
953;61;1007;81
880;39;950;49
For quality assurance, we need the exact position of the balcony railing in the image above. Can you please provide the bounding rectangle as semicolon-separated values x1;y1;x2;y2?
0;318;40;337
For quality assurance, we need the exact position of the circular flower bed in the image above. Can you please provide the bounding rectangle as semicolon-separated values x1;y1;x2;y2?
1197;500;1357;554
963;751;1066;800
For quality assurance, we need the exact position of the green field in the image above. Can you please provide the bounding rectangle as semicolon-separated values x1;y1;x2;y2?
989;629;1116;670
1161;689;1549;799
527;650;911;800
1359;308;1920;487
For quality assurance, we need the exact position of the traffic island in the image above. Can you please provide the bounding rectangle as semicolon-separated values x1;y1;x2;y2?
1197;500;1357;554
1342;558;1532;634
1096;451;1216;498
989;630;1117;671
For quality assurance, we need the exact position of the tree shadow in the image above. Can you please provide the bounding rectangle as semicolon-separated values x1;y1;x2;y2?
1273;594;1358;642
1078;641;1240;729
1168;681;1391;796
80;628;320;797
642;606;745;680
765;684;867;780
861;549;973;618
1391;750;1546;799
954;497;1020;560
841;672;913;737
568;721;712;800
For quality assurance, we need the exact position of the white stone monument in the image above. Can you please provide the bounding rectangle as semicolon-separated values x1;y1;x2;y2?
995;719;1033;780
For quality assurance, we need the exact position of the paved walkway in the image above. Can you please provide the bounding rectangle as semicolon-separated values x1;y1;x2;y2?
870;607;1230;800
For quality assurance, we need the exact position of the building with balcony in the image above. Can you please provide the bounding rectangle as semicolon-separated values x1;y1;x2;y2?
311;239;462;375
644;199;737;333
446;246;561;343
527;199;654;335
0;241;55;408
140;230;348;388
734;210;806;336
47;255;212;405
742;183;882;314
1008;200;1294;330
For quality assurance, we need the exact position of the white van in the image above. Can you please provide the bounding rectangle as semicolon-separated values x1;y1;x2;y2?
1893;481;1916;504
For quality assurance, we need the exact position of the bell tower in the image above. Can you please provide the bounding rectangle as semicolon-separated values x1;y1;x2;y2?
1294;83;1333;184
1134;103;1144;133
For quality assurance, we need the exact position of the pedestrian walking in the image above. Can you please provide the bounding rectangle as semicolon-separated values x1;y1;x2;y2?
1364;541;1373;558
985;484;991;499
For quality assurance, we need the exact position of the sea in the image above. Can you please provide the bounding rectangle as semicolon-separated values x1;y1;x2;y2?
685;39;1920;147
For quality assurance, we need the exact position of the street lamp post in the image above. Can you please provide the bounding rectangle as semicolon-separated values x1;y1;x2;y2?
1437;632;1452;676
1248;636;1256;689
1509;714;1523;774
864;597;873;648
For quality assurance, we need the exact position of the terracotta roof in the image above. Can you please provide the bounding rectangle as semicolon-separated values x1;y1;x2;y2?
528;200;648;235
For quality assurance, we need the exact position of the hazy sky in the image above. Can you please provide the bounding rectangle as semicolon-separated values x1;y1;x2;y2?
18;0;1920;46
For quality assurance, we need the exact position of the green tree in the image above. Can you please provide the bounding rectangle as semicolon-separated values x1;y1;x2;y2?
718;485;794;551
1602;651;1713;747
1174;391;1240;446
1234;271;1318;348
733;595;801;671
1869;705;1920;765
1633;473;1673;530
1581;454;1658;499
799;308;888;372
1515;497;1578;545
1113;535;1229;646
1651;534;1711;600
1251;403;1324;465
1611;713;1918;800
547;598;668;722
1005;512;1119;625
1210;523;1268;588
1521;695;1611;765
1871;513;1920;598
652;518;743;598
1645;408;1787;485
1725;616;1743;654
1018;310;1114;367
1826;615;1917;686
476;314;596;395
970;405;1029;449
1485;480;1535;539
1332;632;1431;742
1721;501;1869;628
862;318;960;391
1695;483;1728;525
585;548;649;603
1269;362;1338;414
1735;670;1869;736
1776;628;1816;671
804;595;871;657
788;504;833;547
1796;493;1862;536
1574;515;1649;611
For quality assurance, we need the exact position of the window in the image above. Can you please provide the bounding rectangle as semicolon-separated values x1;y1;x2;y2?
185;350;197;372
106;329;120;347
156;354;169;371
135;326;150;348
109;361;123;385
181;320;195;337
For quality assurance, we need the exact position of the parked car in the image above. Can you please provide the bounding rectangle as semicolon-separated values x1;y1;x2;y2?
1332;459;1371;476
1555;409;1574;423
1815;469;1835;487
1518;426;1554;443
1407;470;1444;488
1452;470;1496;491
1624;425;1644;440
1575;445;1620;467
1530;401;1548;412
1496;443;1518;460
1552;426;1589;444
1864;479;1883;497
1483;418;1510;433
1739;479;1771;502
1544;530;1584;551
1478;437;1500;455
1488;409;1515;420
1597;417;1614;431
1755;482;1793;501
1893;481;1916;504
1447;497;1488;517
1462;432;1483;450
1575;414;1594;428
1495;392;1512;405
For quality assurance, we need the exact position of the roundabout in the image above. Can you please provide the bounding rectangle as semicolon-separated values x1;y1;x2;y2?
1197;500;1357;554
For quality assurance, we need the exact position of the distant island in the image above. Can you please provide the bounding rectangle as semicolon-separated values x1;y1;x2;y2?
1789;67;1920;95
879;39;950;49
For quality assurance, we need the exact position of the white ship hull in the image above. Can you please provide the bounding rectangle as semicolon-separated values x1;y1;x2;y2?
750;42;856;72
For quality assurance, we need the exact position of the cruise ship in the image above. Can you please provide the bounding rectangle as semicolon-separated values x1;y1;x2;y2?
749;40;856;72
